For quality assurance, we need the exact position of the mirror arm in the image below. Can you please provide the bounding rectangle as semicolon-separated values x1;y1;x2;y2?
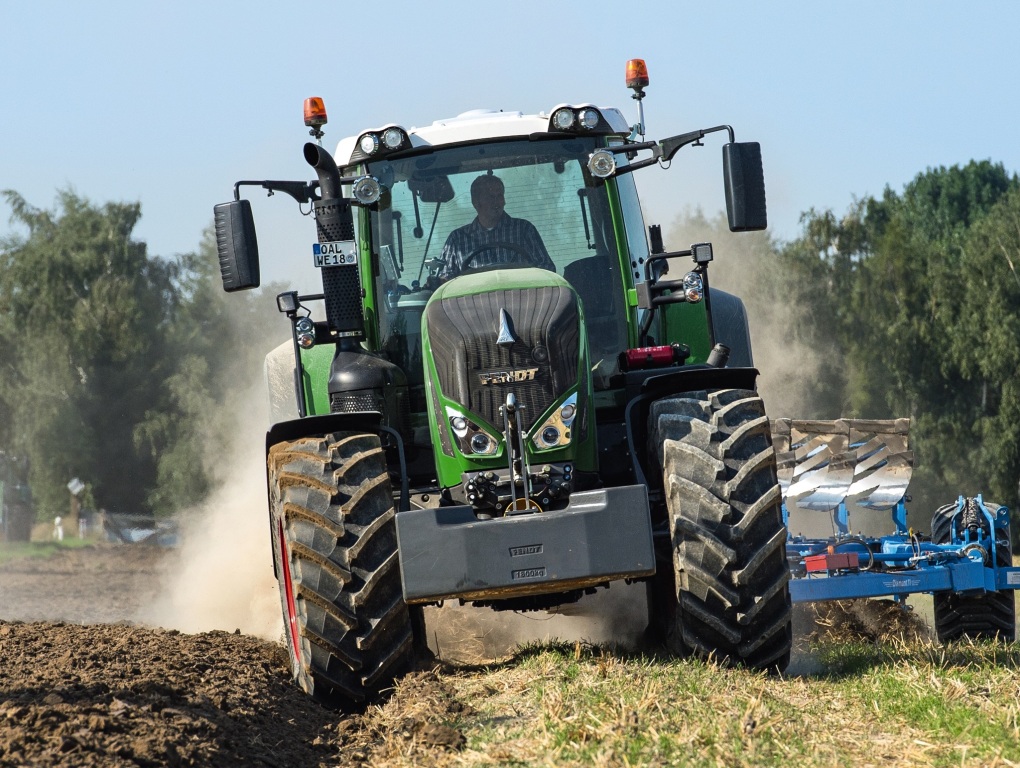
602;125;736;178
233;180;320;205
659;125;735;163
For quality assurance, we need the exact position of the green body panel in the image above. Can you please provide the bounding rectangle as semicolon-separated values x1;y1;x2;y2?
299;344;335;416
421;268;598;489
658;300;713;365
603;176;640;349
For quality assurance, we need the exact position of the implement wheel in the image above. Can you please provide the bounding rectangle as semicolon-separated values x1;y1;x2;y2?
649;389;792;671
267;431;415;708
932;499;1016;643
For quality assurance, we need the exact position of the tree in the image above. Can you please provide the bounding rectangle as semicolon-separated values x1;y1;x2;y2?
0;190;180;516
133;229;288;515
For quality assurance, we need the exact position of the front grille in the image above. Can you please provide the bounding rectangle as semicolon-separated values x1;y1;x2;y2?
424;286;579;430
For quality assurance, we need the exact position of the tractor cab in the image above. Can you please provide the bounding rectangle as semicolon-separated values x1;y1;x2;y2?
344;109;643;395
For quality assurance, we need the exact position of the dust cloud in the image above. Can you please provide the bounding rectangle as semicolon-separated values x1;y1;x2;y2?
138;388;282;641
423;582;650;664
663;209;841;419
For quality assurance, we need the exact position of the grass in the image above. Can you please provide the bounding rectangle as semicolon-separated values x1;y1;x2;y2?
342;633;1020;768
0;537;94;566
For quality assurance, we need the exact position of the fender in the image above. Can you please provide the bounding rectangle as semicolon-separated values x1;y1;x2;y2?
264;412;386;579
623;364;761;492
266;412;383;452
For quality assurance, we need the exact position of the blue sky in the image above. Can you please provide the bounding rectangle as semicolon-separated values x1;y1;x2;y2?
3;1;1018;291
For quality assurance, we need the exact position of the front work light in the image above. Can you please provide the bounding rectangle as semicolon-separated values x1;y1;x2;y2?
578;108;600;130
587;149;617;179
352;176;382;205
359;134;379;155
552;108;575;130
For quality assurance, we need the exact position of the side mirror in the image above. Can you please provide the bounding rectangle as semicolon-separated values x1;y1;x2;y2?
213;200;260;291
722;142;767;232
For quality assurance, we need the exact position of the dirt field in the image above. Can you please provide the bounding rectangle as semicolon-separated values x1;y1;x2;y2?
0;543;647;767
2;543;1017;767
0;544;354;767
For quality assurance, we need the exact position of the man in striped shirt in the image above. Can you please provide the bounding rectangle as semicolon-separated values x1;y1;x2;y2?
436;173;554;281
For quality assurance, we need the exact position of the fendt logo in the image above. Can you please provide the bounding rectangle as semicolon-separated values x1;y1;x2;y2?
477;368;539;386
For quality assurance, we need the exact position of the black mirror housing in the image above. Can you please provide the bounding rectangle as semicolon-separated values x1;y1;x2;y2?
722;142;767;232
213;200;261;292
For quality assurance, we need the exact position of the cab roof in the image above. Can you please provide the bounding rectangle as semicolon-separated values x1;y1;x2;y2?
334;105;631;169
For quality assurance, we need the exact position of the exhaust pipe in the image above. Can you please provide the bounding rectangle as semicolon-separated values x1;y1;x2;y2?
303;142;342;200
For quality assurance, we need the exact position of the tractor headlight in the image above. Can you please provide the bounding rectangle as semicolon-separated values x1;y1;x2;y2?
447;407;499;456
587;149;616;179
683;271;704;303
470;433;494;454
531;392;578;451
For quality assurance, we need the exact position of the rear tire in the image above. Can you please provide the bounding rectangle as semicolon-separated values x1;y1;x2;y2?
650;389;792;671
931;499;1016;643
267;431;415;708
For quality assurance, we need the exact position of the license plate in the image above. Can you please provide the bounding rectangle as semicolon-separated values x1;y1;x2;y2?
313;241;358;268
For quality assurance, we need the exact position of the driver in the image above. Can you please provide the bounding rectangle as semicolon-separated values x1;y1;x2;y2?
436;173;554;280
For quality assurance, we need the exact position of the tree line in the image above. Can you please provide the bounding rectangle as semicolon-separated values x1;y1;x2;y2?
2;159;1019;531
0;190;287;522
669;160;1020;520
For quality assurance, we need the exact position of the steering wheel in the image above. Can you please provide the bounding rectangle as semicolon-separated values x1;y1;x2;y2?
459;241;535;272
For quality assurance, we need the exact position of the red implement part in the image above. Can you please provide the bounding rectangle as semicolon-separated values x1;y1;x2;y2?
805;552;860;572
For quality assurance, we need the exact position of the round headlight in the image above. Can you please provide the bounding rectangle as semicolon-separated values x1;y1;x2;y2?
552;108;575;130
470;433;493;454
559;404;576;422
382;127;404;149
451;416;468;433
578;108;600;129
541;426;560;446
352;176;382;205
587;149;616;179
359;133;379;155
294;317;314;334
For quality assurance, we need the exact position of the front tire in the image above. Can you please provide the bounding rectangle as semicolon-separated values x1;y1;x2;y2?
932;499;1015;643
650;389;792;671
267;431;415;707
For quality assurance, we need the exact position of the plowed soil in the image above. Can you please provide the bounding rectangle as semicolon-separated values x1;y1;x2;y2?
0;545;355;767
0;544;639;767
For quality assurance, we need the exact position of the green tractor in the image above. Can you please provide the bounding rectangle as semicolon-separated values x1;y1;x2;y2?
214;61;791;708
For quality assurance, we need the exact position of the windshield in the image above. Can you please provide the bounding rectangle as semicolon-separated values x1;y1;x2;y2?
366;137;631;392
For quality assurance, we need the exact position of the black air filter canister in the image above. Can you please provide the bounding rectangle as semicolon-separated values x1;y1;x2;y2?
313;197;364;337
